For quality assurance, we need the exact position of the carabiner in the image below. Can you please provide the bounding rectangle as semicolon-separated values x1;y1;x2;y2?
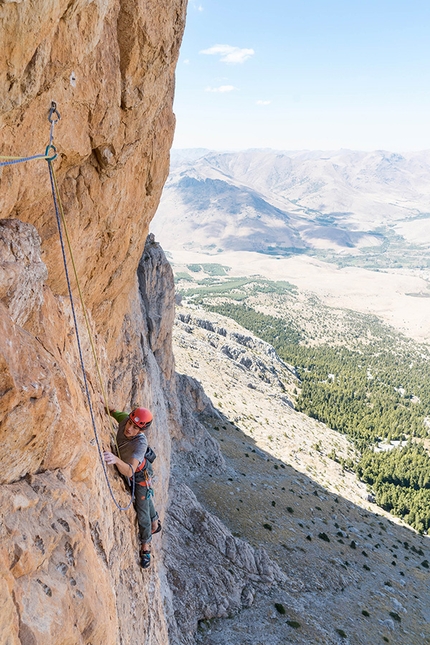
48;101;61;124
45;144;58;162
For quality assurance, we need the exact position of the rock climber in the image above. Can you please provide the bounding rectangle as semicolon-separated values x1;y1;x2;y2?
103;406;161;569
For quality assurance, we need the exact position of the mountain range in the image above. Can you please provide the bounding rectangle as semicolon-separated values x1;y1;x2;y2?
153;148;430;261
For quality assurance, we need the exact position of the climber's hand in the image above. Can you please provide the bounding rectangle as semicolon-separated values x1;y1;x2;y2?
103;451;117;465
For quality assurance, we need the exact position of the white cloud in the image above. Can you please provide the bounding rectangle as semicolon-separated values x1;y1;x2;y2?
200;44;254;64
256;100;271;105
205;85;237;93
183;59;190;65
191;1;203;10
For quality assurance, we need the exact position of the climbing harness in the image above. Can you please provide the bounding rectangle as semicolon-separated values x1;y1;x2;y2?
135;457;154;498
1;102;135;511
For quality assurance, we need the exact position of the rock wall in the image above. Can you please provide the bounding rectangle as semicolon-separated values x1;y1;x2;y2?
0;225;177;644
0;0;187;343
0;1;187;643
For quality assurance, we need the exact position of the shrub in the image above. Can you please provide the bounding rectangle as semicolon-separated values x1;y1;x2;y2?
336;629;347;638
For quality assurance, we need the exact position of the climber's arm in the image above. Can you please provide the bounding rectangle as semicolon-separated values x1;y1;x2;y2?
103;451;139;478
107;409;129;423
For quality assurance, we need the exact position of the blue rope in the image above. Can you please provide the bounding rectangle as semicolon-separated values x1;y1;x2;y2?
46;159;135;511
0;153;50;167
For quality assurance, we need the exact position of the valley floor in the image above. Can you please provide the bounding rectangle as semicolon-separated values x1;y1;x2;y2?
168;249;430;344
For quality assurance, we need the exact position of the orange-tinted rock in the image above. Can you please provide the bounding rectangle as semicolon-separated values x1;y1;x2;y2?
1;0;186;343
0;0;187;642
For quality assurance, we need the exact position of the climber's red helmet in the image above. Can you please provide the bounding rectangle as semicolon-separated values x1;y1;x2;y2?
129;407;153;429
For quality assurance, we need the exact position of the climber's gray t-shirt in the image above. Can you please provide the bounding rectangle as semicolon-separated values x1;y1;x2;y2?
116;417;148;466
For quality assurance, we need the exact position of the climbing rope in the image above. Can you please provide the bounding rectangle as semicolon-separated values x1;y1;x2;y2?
47;148;120;453
1;102;135;511
0;152;55;165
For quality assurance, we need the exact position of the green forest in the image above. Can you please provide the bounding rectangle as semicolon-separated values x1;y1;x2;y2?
209;301;430;533
176;271;430;533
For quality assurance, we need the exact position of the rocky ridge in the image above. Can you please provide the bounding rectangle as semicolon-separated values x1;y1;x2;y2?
0;2;288;642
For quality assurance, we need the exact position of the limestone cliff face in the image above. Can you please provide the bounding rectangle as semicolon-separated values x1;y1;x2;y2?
0;226;178;644
0;1;186;643
0;0;186;343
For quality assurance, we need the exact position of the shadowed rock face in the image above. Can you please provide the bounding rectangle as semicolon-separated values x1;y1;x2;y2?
164;484;286;645
0;219;48;327
0;2;187;643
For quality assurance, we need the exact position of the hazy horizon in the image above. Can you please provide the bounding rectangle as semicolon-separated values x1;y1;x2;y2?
171;145;430;154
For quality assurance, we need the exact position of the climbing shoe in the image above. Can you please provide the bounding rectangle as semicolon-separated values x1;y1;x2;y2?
152;520;162;535
140;549;151;569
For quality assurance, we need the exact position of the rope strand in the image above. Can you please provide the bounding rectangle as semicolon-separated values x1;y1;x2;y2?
47;159;134;511
0;153;53;166
49;162;119;453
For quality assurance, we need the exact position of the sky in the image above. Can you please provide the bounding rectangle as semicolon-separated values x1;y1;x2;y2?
173;0;430;151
